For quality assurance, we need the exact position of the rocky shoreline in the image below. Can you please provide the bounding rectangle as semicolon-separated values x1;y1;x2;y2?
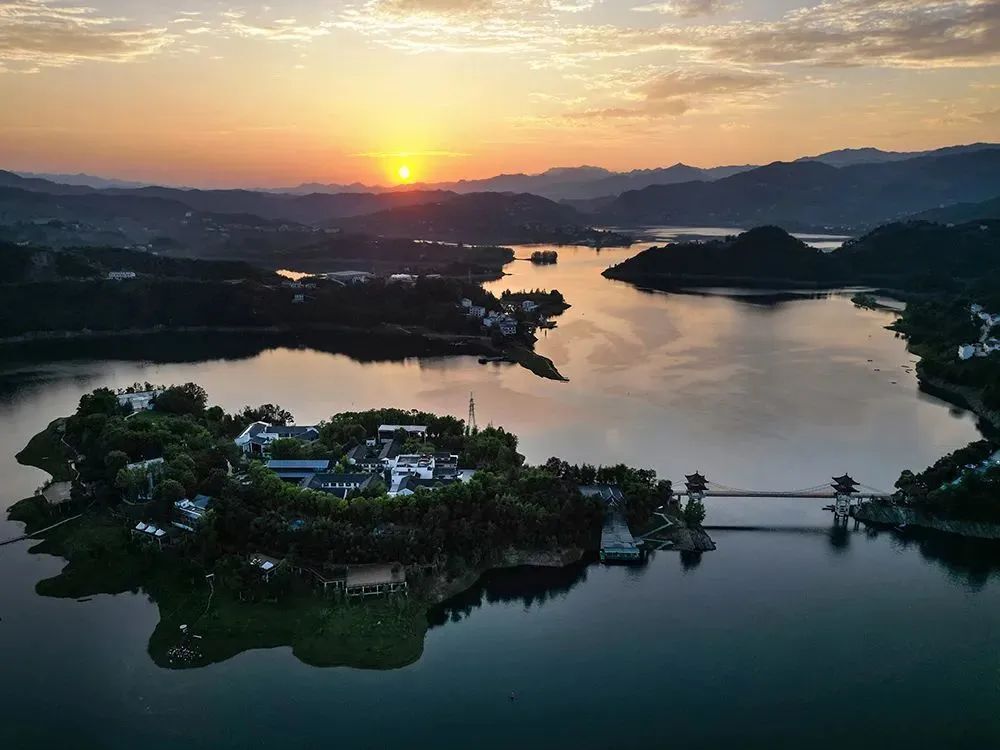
854;502;1000;540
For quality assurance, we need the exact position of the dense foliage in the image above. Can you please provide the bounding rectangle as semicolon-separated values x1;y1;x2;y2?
604;221;1000;289
895;441;1000;521
0;274;496;339
52;386;682;576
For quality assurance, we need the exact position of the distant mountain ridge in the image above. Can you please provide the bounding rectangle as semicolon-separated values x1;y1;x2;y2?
596;148;1000;231
797;142;999;167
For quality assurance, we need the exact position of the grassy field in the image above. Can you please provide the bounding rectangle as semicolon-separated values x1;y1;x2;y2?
15;418;75;482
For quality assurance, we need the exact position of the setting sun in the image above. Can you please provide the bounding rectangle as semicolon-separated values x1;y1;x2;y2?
397;164;411;181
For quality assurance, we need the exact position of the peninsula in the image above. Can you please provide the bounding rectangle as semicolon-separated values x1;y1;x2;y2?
10;385;709;669
0;241;567;381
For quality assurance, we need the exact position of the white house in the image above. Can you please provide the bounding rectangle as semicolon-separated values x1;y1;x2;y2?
468;306;486;318
498;319;518;336
117;389;163;412
521;300;539;313
107;271;137;281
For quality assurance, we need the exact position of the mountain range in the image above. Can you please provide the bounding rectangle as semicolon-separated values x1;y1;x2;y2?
20;142;996;201
3;143;1000;254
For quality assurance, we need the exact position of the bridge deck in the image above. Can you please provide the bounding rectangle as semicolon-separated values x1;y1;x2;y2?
676;491;893;500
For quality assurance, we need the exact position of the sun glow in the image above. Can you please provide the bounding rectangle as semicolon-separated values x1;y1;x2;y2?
397;164;411;181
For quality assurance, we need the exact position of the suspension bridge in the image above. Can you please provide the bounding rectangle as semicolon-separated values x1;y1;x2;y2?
595;472;896;563
673;472;894;503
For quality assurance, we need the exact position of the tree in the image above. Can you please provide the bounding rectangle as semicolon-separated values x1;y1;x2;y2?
115;467;149;503
104;450;129;481
236;404;293;427
269;438;307;460
154;383;208;416
152;478;186;521
78;388;120;418
683;498;706;527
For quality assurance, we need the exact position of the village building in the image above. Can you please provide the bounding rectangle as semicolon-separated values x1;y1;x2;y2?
117;389;163;412
234;422;322;456
299;472;376;499
132;521;177;548
323;270;374;285
266;459;331;481
249;553;286;582
345;444;385;473
107;270;137;281
377;424;428;444
344;563;407;597
173;494;213;532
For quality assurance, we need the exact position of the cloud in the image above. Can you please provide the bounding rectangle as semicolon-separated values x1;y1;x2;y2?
631;0;736;18
0;0;173;71
563;67;781;120
970;107;1000;125
338;0;1000;69
224;14;334;42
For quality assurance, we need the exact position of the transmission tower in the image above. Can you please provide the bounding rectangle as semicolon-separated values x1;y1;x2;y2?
467;392;478;433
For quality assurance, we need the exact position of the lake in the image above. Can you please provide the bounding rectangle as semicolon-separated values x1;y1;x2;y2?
2;241;998;748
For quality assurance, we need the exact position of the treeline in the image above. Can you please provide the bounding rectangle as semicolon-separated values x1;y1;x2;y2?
892;296;1000;412
604;221;1000;289
0;241;268;284
0;275;491;339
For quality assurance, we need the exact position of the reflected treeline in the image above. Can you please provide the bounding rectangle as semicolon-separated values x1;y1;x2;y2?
632;284;839;308
861;523;1000;592
428;561;592;628
0;329;476;404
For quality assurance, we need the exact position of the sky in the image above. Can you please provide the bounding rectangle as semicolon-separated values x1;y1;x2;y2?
1;0;998;187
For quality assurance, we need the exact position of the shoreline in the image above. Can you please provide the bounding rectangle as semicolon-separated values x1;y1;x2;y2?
0;323;568;382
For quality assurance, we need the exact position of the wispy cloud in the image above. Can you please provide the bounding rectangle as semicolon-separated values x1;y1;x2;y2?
337;0;1000;69
631;0;736;18
0;0;173;71
564;67;782;120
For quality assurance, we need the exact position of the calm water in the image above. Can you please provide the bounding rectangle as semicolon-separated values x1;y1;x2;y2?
2;242;998;748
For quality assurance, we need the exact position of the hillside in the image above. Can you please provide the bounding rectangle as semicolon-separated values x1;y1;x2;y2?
333;191;617;244
603;221;1000;289
0;171;453;224
906;196;1000;225
0;242;270;284
597;149;1000;231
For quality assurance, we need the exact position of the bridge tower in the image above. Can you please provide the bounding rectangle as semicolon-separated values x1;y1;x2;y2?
685;472;709;502
831;474;859;518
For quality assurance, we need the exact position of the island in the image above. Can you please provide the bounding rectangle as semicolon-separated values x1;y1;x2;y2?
10;384;711;670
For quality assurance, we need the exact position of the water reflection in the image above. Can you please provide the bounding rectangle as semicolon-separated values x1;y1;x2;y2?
430;562;591;626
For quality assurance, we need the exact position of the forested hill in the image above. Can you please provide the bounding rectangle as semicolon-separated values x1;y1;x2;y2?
0;242;271;284
906;195;1000;225
603;221;1000;289
333;192;610;244
595;149;1000;231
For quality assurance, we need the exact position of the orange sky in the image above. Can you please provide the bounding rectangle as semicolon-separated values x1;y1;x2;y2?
1;0;998;187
